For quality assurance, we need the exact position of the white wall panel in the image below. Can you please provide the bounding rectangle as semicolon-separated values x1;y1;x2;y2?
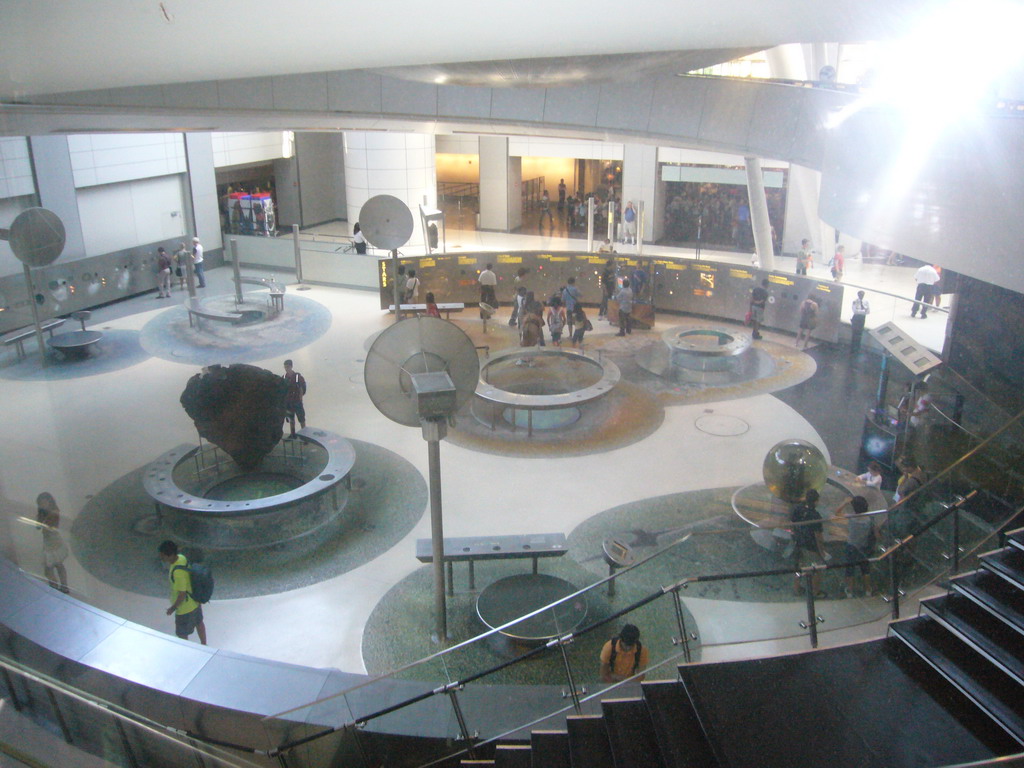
0;138;36;199
67;133;186;188
211;131;289;168
77;175;186;257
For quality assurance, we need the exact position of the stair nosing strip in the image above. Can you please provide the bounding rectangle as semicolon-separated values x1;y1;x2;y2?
891;624;1024;747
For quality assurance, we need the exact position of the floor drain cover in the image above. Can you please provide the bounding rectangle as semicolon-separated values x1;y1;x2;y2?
695;414;749;436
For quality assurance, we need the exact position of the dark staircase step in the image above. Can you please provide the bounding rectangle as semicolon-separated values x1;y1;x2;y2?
677;638;1018;767
1006;527;1024;552
982;548;1024;591
922;592;1024;684
951;570;1024;633
889;616;1024;744
494;743;532;768
641;680;717;768
601;697;663;768
566;714;614;768
530;729;570;768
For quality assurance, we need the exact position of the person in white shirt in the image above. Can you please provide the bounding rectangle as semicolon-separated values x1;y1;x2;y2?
856;461;884;489
911;264;941;318
850;290;870;353
404;269;421;303
352;222;367;254
191;236;206;288
478;263;497;309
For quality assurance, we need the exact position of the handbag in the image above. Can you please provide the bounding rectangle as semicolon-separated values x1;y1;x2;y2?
744;310;752;326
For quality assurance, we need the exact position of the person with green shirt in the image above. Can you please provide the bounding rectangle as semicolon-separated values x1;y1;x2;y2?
158;540;207;645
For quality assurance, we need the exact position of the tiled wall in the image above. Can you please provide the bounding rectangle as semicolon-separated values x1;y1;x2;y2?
212;131;290;168
343;132;436;229
0;137;36;200
67;133;187;188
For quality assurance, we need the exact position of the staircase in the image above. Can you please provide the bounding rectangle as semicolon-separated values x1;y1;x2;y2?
459;528;1024;768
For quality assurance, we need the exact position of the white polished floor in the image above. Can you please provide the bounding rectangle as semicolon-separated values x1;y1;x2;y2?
0;232;942;680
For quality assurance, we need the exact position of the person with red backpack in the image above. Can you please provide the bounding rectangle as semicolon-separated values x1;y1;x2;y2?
600;623;648;683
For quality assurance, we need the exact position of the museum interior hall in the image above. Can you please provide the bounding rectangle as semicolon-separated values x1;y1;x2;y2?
2;2;1024;767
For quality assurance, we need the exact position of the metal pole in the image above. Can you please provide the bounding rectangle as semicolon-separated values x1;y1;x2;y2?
889;553;901;620
230;238;242;304
291;224;304;284
391;249;402;323
46;688;73;744
445;688;476;758
185;255;197;298
952;509;961;574
637;201;646;257
21;263;48;367
607;200;615;243
426;429;447;642
587;197;595;252
804;584;819;648
557;641;583;715
671;588;692;663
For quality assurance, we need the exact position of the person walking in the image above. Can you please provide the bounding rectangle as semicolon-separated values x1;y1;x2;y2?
538;190;553;228
174;242;190;290
557;178;567;213
561;277;582;338
749;278;769;340
571;304;592;349
615;277;634;336
283;359;307;438
156;247;172;298
36;492;69;594
622;201;637;245
478;263;497;309
599;259;617;319
911;264;941;318
790;489;829;597
600;624;648;683
191;237;206;288
838;495;875;598
831;245;845;282
796;296;819;349
157;541;207;645
796;239;814;276
352;223;367;254
404;269;421;303
850;290;870;353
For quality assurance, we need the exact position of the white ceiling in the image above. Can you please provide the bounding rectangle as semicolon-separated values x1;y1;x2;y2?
0;0;945;98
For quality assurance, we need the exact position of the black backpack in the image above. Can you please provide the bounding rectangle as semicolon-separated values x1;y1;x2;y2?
608;636;642;674
173;561;214;604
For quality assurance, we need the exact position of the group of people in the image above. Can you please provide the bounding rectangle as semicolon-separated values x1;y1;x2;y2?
661;185;786;252
154;237;206;297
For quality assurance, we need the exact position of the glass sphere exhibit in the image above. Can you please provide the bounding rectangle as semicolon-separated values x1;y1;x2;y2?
762;439;828;502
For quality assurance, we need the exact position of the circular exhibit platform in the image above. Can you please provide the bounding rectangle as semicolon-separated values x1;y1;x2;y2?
143;428;355;549
636;326;763;384
476;573;588;642
472;348;620;436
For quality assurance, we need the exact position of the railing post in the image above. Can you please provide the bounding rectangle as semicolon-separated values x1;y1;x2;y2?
555;637;583;715
291;224;303;284
800;575;820;648
1;667;21;711
952;508;961;574
889;552;901;620
46;688;73;744
445;686;477;759
671;588;693;663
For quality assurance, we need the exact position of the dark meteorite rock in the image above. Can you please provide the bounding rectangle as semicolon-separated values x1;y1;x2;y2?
180;364;288;470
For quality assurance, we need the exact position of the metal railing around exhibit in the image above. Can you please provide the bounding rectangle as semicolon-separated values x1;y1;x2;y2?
262;408;1024;768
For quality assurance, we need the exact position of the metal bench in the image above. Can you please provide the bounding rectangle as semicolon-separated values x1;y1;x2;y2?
415;532;568;595
185;297;244;328
238;276;286;314
388;302;465;319
2;318;67;359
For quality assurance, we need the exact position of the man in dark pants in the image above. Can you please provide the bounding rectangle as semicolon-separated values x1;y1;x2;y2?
283;359;307;438
599;259;616;319
749;278;769;340
158;540;207;644
850;290;870;352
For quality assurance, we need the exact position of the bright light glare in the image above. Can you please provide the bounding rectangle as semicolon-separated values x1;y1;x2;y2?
873;0;1024;115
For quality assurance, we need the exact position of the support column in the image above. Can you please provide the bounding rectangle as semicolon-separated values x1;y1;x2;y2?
745;156;776;271
183;133;223;262
478;136;521;232
621;144;658;242
27;136;85;259
343;132;436;247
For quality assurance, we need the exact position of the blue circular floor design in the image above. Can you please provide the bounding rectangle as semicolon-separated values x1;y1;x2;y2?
0;329;150;381
139;293;332;366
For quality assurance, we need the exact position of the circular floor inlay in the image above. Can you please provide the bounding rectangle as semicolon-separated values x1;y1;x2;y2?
695;414;750;436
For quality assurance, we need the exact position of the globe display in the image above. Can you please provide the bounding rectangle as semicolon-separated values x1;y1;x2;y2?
762;439;828;502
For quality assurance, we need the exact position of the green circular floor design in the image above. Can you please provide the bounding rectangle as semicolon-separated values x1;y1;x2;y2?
70;438;426;599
